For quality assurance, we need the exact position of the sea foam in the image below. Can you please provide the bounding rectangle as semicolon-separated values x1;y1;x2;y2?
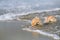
0;8;60;21
22;28;60;40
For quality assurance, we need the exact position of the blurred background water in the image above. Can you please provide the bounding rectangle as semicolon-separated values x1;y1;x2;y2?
0;0;60;40
0;0;60;15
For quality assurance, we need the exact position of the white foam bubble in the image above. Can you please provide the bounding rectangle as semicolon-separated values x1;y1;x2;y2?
22;28;60;40
0;13;20;20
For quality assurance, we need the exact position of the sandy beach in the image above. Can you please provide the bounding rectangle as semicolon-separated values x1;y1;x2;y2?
0;21;54;40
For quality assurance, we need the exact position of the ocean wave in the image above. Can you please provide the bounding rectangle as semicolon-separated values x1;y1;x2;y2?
0;8;60;21
22;28;60;40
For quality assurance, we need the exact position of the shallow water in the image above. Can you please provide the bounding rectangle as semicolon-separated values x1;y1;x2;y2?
0;10;60;40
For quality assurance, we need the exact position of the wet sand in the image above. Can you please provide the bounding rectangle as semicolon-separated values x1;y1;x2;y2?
0;21;54;40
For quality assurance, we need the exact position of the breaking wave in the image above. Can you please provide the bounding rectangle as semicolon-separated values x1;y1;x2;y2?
0;8;60;20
